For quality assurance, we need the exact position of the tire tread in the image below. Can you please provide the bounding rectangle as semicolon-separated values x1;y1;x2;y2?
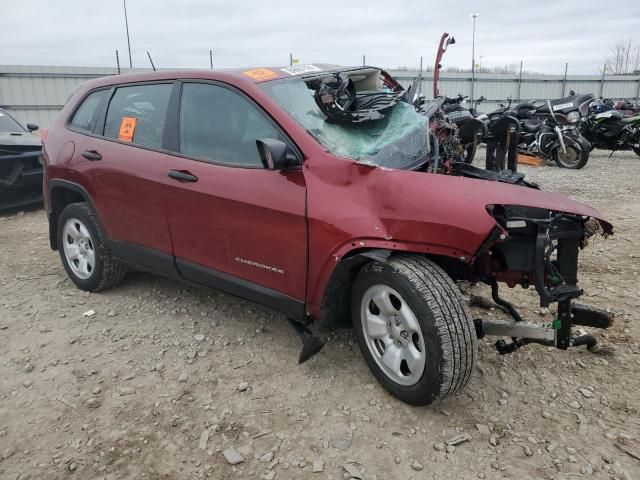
384;254;476;402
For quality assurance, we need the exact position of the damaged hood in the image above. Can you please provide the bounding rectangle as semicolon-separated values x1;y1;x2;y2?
450;174;612;233
365;167;613;257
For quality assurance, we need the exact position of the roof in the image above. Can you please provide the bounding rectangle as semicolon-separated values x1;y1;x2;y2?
77;64;350;91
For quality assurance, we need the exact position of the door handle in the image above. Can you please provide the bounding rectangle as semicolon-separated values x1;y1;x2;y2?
168;169;198;182
81;150;102;161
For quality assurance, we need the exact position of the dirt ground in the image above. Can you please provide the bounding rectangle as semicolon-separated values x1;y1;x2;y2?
1;150;639;480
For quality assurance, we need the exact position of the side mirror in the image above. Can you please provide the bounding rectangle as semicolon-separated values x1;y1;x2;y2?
256;138;298;170
26;123;39;132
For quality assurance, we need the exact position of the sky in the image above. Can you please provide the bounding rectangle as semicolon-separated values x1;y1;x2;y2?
1;0;639;74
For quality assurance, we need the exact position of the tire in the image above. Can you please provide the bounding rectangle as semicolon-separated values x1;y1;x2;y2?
633;146;640;157
351;255;477;406
57;202;125;292
553;145;589;169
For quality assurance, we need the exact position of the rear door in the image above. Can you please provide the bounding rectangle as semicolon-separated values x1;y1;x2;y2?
77;82;176;273
163;81;307;317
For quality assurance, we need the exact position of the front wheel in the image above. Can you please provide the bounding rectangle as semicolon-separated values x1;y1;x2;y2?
553;145;589;169
351;255;477;406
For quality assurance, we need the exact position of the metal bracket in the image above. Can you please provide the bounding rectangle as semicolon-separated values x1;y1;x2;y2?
480;319;556;342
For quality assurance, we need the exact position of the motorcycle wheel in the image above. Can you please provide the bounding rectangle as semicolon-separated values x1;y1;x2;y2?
553;146;589;169
633;146;640;157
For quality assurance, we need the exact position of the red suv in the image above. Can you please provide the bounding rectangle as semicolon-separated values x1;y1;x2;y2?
43;65;613;405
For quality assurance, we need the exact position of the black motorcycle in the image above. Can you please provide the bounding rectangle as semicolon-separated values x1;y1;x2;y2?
499;94;593;169
439;94;484;162
581;101;640;156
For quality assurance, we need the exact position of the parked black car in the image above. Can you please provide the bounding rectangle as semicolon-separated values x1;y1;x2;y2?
0;108;43;209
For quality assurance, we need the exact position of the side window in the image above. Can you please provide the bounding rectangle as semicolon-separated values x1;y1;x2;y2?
103;84;172;148
69;90;108;133
179;83;284;166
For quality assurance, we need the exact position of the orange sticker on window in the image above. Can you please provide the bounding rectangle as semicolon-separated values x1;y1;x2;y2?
242;68;279;81
118;116;137;142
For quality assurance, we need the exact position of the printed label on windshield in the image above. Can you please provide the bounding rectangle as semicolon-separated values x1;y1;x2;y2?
243;68;279;81
280;64;322;76
118;117;137;142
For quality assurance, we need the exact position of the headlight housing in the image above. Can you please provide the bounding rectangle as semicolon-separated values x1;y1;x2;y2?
567;111;580;124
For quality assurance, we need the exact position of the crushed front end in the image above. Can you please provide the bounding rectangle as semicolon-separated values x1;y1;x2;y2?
473;205;614;354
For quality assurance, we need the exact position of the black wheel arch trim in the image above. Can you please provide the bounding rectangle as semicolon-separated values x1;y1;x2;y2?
47;179;104;250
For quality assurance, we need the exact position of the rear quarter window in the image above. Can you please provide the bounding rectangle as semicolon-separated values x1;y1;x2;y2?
103;84;172;148
69;89;109;133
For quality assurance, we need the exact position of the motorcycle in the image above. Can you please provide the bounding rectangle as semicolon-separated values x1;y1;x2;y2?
430;34;484;164
500;93;593;169
581;101;640;156
613;99;640;116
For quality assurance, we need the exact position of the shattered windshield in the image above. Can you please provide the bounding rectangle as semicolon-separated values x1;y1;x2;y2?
259;77;429;169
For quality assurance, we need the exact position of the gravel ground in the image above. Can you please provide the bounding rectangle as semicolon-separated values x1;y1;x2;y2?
1;150;639;480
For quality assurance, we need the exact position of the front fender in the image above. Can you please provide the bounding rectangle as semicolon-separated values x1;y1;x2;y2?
563;132;590;151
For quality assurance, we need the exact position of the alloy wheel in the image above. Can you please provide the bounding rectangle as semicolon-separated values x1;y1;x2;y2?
360;284;426;386
62;217;96;280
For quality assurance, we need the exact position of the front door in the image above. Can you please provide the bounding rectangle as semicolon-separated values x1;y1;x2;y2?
163;82;307;317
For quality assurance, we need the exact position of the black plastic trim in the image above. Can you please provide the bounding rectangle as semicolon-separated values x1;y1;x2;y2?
105;239;305;320
47;179;101;250
176;258;305;320
108;240;180;279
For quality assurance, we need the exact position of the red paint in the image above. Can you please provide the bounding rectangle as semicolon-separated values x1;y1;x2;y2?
44;69;612;320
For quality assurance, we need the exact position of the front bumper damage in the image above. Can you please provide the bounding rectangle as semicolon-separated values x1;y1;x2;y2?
473;206;614;355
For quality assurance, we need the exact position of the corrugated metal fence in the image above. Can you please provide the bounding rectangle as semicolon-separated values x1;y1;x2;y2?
388;70;640;114
1;65;640;128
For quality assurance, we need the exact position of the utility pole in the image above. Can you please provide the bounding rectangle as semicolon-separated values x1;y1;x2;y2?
289;53;293;66
362;54;366;66
115;50;121;74
146;51;156;71
517;60;523;103
470;13;479;104
419;56;423;96
123;0;133;68
209;50;213;70
561;62;568;97
599;63;607;98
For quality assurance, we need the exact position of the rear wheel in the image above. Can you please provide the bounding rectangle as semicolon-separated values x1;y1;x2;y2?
633;146;640;157
553;145;589;169
352;255;477;405
57;202;125;292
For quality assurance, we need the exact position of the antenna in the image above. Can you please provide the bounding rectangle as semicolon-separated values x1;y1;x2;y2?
146;51;156;71
123;0;133;68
